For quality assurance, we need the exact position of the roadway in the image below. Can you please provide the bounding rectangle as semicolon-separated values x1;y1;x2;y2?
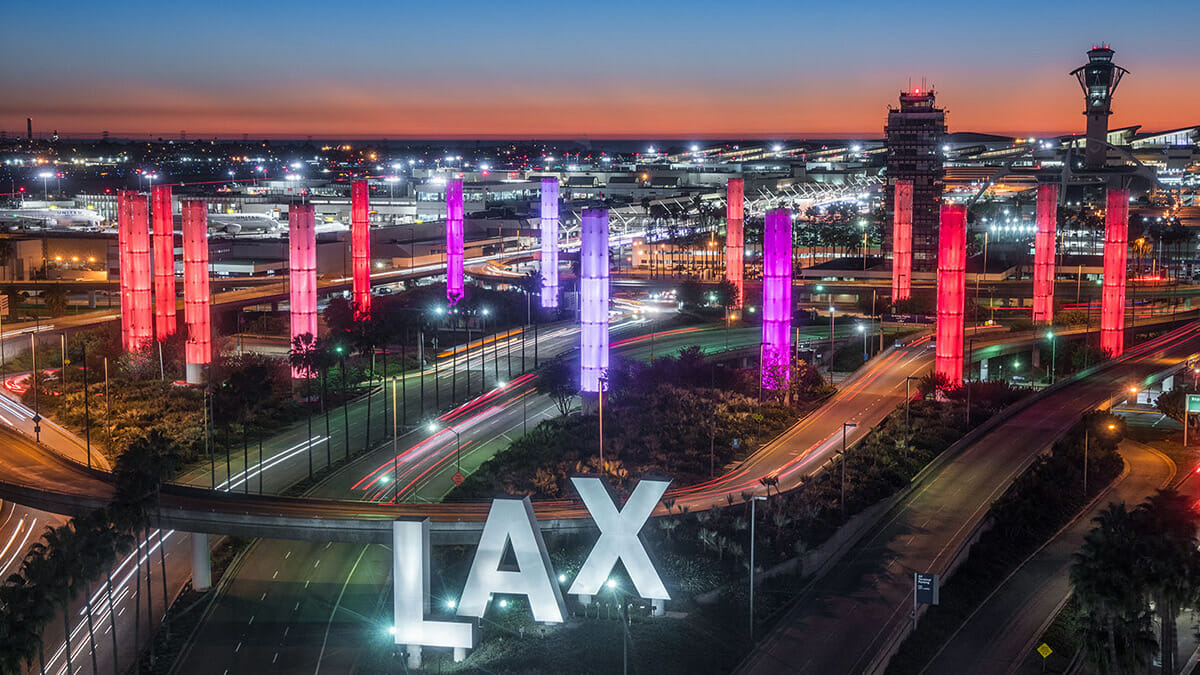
737;322;1200;675
922;439;1178;675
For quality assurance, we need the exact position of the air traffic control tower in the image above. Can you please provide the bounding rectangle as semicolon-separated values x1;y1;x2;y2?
1070;45;1128;170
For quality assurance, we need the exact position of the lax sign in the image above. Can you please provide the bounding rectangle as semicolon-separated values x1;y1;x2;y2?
393;476;671;657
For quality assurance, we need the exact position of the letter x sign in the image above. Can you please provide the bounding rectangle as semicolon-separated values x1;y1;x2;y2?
568;476;671;600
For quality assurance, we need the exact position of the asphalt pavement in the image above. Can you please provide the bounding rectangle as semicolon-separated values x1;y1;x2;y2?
738;323;1200;675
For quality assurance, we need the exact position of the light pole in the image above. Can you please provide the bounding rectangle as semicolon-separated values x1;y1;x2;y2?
1046;331;1057;385
428;420;463;475
905;376;920;458
598;372;608;473
857;324;867;361
749;494;767;643
392;377;399;502
828;306;836;384
38;171;52;200
840;422;857;518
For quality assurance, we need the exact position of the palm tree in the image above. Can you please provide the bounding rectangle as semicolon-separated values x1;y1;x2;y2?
113;429;179;671
288;333;321;479
1132;489;1200;674
29;523;82;675
1072;502;1151;674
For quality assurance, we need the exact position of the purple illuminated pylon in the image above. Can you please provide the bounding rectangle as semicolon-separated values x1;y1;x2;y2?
761;207;793;390
446;178;465;304
580;208;609;393
725;178;744;308
1032;184;1058;323
540;178;559;309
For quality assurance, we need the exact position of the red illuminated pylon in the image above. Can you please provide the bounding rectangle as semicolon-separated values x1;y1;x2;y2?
151;185;177;341
1101;189;1129;357
181;200;211;384
351;179;371;319
118;190;153;352
935;204;966;387
892;180;913;302
725;178;745;308
1032;184;1058;323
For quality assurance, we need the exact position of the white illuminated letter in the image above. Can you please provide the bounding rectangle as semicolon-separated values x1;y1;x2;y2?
393;519;477;651
569;477;671;600
457;497;566;623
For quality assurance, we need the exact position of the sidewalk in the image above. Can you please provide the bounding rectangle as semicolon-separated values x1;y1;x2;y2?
922;440;1176;675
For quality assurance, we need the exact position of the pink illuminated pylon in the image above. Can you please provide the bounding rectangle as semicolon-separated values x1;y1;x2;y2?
351;179;371;319
181;200;211;384
725;178;745;308
935;204;966;387
446;179;465;304
580;208;609;393
1032;184;1059;323
151;185;176;341
289;204;318;378
118;191;153;352
540;178;559;309
892;180;913;302
761;208;792;389
1101;189;1129;357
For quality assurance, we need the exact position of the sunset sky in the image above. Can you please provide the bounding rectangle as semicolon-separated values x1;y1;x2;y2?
3;0;1197;139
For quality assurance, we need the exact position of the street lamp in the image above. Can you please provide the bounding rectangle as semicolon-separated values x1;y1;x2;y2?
857;324;867;360
427;420;463;474
1046;331;1057;385
748;494;767;643
38;171;52;200
840;422;858;518
904;376;920;459
828;306;836;384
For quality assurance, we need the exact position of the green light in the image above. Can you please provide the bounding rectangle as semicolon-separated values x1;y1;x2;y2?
815;285;824;292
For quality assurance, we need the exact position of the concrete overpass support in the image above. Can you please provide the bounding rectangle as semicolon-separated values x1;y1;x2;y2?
192;532;211;591
87;290;97;309
979;358;988;381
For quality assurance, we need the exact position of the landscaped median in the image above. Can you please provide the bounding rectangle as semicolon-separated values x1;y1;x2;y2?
354;358;1032;672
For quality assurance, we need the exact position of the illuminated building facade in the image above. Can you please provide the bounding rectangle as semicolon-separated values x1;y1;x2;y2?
351;179;371;318
885;89;946;273
761;208;792;389
935;204;966;386
1101;188;1129;357
580;208;609;393
1032;184;1059;323
181;200;211;384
